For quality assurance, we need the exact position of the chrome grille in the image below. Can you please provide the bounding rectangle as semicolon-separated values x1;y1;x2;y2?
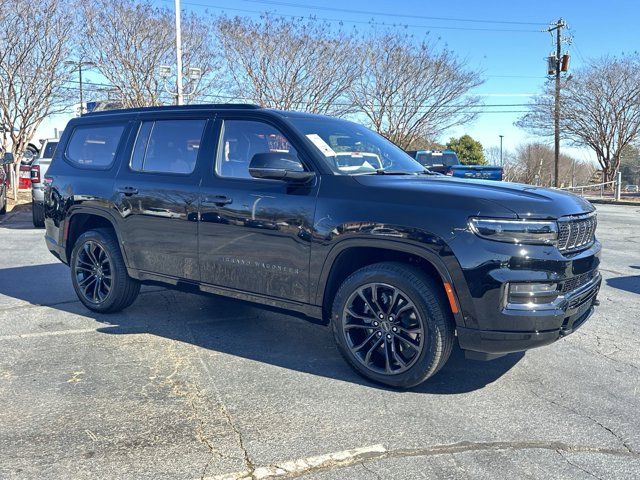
557;213;597;253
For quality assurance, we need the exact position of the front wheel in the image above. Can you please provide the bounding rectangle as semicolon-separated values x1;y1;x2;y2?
331;262;454;388
70;228;140;313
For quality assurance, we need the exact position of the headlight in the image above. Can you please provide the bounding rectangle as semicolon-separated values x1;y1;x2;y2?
469;217;558;245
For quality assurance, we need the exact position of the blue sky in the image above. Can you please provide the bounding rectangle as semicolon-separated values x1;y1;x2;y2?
41;0;639;162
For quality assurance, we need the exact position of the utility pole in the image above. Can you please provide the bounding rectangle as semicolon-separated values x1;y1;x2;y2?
547;18;566;187
79;64;84;115
65;60;95;116
499;135;504;167
174;0;184;106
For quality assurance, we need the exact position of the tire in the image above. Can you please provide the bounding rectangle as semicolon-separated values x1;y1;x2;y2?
32;201;44;227
70;228;140;313
0;185;6;215
331;262;454;388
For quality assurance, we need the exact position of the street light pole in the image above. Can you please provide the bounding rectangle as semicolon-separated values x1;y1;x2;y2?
174;0;184;106
499;135;504;167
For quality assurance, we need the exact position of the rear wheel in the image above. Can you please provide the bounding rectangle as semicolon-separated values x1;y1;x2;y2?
331;262;454;388
0;184;6;215
32;201;44;227
70;228;140;313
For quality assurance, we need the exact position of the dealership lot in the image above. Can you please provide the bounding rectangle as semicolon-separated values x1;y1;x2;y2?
0;204;639;479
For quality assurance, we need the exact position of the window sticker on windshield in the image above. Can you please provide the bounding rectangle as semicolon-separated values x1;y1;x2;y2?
306;134;336;157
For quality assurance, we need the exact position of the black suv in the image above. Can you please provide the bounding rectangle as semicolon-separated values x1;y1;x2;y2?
43;104;601;388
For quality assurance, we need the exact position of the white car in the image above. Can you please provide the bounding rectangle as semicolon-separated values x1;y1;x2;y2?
624;184;639;193
31;138;59;227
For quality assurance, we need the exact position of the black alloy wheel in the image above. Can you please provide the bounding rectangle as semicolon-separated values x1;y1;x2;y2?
331;262;454;388
70;228;140;313
342;283;425;374
74;240;113;304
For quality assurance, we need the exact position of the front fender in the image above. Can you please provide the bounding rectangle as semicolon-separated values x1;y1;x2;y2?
313;229;470;327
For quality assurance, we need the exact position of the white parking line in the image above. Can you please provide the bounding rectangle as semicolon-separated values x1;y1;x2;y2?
205;444;387;480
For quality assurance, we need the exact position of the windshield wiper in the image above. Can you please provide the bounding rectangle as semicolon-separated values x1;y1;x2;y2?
356;169;417;176
418;169;440;176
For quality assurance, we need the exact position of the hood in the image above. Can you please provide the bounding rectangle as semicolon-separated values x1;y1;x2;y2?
353;175;594;219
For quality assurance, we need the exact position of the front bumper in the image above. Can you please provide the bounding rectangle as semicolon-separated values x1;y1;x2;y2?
458;272;601;358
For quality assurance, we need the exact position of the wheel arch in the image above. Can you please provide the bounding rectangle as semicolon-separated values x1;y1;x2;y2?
65;208;128;266
316;239;465;327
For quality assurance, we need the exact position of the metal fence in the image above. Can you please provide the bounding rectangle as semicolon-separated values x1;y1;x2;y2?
557;172;623;201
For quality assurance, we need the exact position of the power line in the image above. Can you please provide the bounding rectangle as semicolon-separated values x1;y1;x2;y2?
62;83;533;109
171;1;542;33
242;0;549;26
59;85;531;113
486;75;547;79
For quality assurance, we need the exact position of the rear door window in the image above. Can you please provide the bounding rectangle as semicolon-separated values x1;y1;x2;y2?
130;119;206;174
65;124;126;168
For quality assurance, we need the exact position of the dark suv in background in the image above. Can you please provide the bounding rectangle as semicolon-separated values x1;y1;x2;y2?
43;104;601;388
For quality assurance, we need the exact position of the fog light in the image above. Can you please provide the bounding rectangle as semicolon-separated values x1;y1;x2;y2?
507;282;559;306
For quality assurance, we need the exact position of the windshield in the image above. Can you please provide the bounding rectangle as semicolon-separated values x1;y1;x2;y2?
288;117;425;175
42;141;58;159
415;152;459;168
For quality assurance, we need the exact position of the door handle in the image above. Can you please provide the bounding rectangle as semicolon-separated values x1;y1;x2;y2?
117;186;138;196
202;195;233;207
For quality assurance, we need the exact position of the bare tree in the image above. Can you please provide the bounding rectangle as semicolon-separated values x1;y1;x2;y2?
0;0;75;199
348;32;483;149
80;0;220;108
516;55;640;183
215;15;359;115
509;143;594;187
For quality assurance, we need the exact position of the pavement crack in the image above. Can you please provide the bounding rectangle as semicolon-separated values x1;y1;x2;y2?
529;389;634;454
219;402;256;479
190;385;224;480
383;441;638;461
572;331;639;371
182;321;257;480
555;448;604;480
360;461;383;480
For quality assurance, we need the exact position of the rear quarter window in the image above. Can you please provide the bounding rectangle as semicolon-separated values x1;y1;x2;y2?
42;142;58;159
65;124;126;168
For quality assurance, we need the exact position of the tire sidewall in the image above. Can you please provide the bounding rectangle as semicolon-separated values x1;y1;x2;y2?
331;265;448;388
70;230;119;312
0;185;6;214
32;201;44;227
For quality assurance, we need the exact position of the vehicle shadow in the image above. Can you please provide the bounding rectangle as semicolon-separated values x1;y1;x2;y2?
0;210;38;230
605;275;640;295
1;263;523;394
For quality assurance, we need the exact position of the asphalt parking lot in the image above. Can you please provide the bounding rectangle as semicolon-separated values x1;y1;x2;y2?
0;204;639;479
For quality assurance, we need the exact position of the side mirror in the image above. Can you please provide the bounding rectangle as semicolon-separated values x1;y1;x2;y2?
249;152;315;183
2;152;14;165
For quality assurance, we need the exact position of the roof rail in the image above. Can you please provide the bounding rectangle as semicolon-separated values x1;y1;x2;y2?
84;103;262;116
